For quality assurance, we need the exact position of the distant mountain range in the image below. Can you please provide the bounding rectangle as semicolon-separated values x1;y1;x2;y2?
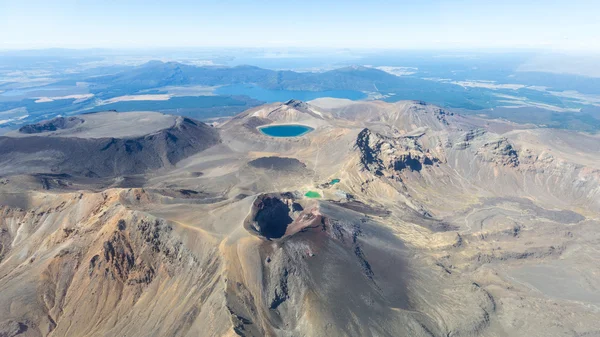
88;62;408;95
2;60;600;133
86;61;507;110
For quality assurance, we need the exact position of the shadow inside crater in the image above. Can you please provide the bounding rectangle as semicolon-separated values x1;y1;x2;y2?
254;197;293;239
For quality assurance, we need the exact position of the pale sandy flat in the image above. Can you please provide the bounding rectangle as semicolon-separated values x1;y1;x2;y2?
102;94;172;104
34;94;94;103
6;111;177;139
308;97;358;109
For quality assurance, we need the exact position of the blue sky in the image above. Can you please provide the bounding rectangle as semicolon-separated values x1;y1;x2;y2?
1;0;599;51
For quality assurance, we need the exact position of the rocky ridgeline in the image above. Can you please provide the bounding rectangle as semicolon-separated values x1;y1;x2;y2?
454;129;520;167
18;116;85;134
0;116;220;178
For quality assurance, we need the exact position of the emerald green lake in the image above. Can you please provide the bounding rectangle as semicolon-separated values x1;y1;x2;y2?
304;191;321;198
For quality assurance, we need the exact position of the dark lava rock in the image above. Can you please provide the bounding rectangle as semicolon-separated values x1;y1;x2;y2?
393;154;423;172
355;128;382;170
284;99;309;109
0;320;28;337
18;116;84;134
248;156;307;172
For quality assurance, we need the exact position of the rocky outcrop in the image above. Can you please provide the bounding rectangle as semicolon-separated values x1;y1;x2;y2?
284;99;310;110
408;103;454;126
18;116;84;134
0;320;28;337
453;130;520;167
355;128;439;177
476;137;520;167
453;128;487;150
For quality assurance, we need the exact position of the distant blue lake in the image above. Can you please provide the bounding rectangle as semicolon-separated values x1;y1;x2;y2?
0;88;53;97
259;124;314;137
215;84;367;103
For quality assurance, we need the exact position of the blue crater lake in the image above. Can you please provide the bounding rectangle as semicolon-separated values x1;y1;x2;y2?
215;84;367;103
259;124;314;137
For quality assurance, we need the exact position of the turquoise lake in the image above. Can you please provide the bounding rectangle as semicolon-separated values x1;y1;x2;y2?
259;124;314;137
215;84;367;103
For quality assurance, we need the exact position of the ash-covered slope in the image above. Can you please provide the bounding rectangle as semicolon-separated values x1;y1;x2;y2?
1;100;600;337
224;192;496;337
223;99;332;131
0;111;220;178
313;99;461;132
0;190;231;337
217;99;336;155
309;98;600;216
0;189;493;337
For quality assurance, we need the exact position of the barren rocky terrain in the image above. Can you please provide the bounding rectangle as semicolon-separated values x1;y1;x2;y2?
0;99;599;337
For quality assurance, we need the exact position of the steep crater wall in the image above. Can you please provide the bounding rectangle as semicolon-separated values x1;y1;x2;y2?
0;117;220;178
245;194;298;239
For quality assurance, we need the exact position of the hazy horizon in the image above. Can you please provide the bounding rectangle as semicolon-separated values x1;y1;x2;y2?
2;0;599;51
